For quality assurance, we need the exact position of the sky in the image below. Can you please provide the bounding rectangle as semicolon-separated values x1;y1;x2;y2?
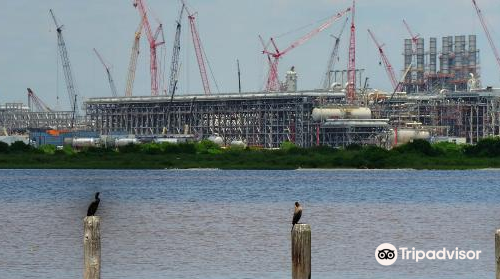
0;0;499;111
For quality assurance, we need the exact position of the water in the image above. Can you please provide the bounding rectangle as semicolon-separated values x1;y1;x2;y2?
0;169;499;279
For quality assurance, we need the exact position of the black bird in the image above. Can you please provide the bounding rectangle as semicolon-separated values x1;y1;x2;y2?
291;201;302;232
87;192;100;216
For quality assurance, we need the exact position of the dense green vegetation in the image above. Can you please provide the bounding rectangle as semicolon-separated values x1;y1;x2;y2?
2;138;500;169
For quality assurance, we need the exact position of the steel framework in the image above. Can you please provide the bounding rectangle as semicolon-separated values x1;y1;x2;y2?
85;92;348;148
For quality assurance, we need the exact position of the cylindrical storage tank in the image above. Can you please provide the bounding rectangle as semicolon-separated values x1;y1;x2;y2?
230;140;247;148
345;107;372;119
63;137;74;146
440;37;450;74
416;38;424;71
154;138;178;144
469;35;477;68
207;135;224;146
394;129;431;145
429;38;437;74
115;138;138;147
312;108;345;121
72;138;99;148
404;39;412;78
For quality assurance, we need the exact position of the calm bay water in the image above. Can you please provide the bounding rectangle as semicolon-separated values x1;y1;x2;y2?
1;169;499;279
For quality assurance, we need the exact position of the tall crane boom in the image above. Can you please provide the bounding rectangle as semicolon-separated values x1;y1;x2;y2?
346;0;356;102
471;0;500;75
125;19;144;97
27;88;53;112
133;0;165;96
168;4;185;95
93;48;118;97
49;9;79;114
262;7;351;92
368;29;400;92
322;17;349;89
403;19;419;47
182;0;211;95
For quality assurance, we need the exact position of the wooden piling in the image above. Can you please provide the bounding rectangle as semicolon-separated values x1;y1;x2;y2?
292;224;311;279
496;229;500;279
84;216;101;279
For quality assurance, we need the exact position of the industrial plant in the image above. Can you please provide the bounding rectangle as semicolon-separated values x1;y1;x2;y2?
1;0;500;149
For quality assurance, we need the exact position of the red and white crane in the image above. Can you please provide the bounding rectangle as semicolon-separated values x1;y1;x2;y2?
181;0;211;95
368;29;400;92
403;19;419;51
93;48;118;97
471;0;500;76
346;0;356;102
262;7;351;92
133;0;165;96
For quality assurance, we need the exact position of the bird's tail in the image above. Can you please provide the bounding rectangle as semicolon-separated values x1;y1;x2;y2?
291;224;295;232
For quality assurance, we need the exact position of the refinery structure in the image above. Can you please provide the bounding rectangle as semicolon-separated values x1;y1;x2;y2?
1;0;500;148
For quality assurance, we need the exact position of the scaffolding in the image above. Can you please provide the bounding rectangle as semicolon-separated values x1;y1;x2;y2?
86;91;350;148
403;35;480;93
0;103;76;132
371;90;500;144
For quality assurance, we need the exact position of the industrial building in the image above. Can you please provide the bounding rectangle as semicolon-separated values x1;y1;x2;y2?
402;35;481;93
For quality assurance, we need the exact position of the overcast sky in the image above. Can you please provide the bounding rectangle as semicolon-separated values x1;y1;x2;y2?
0;0;499;110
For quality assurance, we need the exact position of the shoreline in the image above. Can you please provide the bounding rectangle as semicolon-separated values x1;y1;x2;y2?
1;138;500;170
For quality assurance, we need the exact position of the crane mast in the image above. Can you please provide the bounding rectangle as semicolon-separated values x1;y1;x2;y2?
182;0;211;95
168;4;185;95
262;7;351;92
133;0;165;96
322;17;349;90
50;9;79;115
125;19;144;97
346;0;356;102
27;88;53;113
471;0;500;76
368;29;400;92
93;48;118;97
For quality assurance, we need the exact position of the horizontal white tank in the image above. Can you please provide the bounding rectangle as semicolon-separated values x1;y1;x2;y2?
154;138;179;144
208;135;224;146
115;138;138;147
72;138;99;148
394;129;431;145
230;140;247;148
312;107;371;121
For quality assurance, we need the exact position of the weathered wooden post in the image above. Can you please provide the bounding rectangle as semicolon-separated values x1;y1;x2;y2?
496;229;500;279
292;224;311;279
84;216;101;279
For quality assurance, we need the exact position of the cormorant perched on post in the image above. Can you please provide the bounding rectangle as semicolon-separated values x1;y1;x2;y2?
87;192;100;216
291;202;302;232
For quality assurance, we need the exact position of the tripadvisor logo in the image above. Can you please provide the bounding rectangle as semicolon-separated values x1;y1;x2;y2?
375;243;481;266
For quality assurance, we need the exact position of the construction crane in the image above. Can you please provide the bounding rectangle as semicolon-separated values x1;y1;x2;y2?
182;0;211;95
93;48;118;97
367;29;400;92
168;4;185;96
133;0;165;96
262;7;351;92
125;18;144;97
27;88;53;112
321;17;349;90
346;0;356;102
49;9;79;116
403;19;419;50
471;0;500;76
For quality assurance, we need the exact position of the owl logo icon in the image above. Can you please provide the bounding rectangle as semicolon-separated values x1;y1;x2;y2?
378;249;395;260
375;243;398;266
